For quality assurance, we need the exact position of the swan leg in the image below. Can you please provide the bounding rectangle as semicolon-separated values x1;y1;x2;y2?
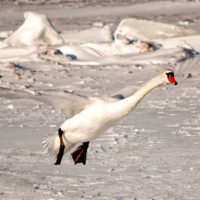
55;128;65;165
71;142;89;165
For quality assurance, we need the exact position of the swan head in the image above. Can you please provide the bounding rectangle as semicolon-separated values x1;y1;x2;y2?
162;69;177;85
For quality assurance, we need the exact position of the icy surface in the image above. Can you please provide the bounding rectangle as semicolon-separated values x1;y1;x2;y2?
114;18;200;41
0;1;200;200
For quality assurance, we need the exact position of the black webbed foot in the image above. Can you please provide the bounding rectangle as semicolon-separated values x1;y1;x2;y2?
71;142;89;165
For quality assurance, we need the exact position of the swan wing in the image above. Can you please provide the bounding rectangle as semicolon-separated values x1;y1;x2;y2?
0;87;95;115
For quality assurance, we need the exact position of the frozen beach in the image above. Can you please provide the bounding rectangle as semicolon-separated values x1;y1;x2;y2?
1;0;200;199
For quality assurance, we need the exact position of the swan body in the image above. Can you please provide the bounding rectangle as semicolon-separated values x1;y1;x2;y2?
0;69;177;165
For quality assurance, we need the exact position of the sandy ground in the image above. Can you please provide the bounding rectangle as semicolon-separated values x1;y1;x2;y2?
0;1;200;200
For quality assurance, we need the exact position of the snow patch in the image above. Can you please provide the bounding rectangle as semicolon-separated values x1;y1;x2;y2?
4;12;64;46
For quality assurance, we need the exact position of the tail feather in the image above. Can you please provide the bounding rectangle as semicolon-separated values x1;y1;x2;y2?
42;132;75;158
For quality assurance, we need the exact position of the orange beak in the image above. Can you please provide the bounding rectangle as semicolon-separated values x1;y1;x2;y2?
168;74;178;85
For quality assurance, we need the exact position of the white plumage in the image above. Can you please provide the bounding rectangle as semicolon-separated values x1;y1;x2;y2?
0;69;177;165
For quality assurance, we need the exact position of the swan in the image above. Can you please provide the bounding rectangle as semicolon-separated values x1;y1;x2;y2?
0;69;177;165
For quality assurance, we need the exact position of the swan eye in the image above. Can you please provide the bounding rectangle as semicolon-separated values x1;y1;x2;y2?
167;73;177;85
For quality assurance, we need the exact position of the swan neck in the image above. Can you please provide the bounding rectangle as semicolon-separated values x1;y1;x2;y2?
118;75;164;116
133;75;163;101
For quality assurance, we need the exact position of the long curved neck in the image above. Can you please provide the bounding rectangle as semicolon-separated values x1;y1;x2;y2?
115;74;164;118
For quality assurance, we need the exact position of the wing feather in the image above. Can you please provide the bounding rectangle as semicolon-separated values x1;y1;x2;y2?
0;87;95;116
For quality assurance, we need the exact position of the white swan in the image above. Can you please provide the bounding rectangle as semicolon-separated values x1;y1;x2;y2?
0;69;177;165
